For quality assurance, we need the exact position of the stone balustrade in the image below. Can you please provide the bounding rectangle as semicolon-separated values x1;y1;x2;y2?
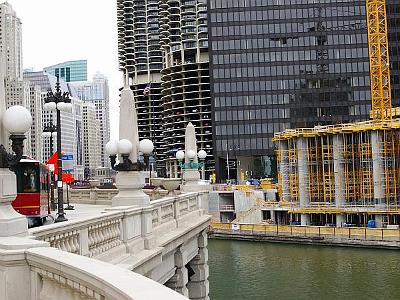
30;192;210;260
0;237;187;300
69;188;118;205
30;210;125;258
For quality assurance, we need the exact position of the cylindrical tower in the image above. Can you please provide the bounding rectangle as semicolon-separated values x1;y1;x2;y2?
159;0;213;178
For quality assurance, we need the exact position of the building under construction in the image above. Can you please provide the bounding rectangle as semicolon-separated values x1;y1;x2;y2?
273;116;400;227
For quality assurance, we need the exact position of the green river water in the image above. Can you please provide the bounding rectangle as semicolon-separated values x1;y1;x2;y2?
208;239;400;300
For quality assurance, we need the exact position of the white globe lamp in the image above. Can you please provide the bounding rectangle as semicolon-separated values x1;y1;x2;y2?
44;102;57;111
105;140;119;156
176;150;185;160
2;105;32;134
186;150;196;160
198;150;207;160
139;139;154;155
118;139;133;155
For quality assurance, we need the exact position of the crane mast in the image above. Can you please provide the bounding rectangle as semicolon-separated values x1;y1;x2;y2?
366;0;392;120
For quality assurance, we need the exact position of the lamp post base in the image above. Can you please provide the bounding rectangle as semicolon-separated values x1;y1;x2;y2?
112;171;150;207
0;169;28;237
54;213;68;223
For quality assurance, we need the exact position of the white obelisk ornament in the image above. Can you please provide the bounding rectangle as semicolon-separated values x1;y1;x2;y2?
185;122;198;164
119;73;139;163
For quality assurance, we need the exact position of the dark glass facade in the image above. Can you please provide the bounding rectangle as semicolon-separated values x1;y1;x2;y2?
209;0;400;182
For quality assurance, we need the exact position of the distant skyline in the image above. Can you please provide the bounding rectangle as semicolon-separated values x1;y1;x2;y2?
5;0;121;140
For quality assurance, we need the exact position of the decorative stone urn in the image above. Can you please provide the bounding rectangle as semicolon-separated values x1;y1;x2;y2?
161;178;181;195
151;178;163;188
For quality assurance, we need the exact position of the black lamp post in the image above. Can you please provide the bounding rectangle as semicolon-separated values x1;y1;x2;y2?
43;76;72;223
42;122;57;211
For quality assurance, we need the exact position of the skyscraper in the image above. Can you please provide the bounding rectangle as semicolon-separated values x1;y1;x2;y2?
44;60;88;82
69;72;111;168
117;0;213;177
208;0;400;182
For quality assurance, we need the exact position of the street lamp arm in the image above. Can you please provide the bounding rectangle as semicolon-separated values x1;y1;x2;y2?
0;134;26;171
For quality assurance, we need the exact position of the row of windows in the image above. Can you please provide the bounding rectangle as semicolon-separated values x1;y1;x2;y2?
214;108;290;122
212;33;367;50
212;62;370;79
213;74;370;93
215;123;290;137
210;0;363;10
210;7;366;24
214;137;275;153
213;49;368;65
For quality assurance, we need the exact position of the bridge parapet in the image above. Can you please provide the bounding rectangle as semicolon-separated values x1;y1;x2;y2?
0;237;187;300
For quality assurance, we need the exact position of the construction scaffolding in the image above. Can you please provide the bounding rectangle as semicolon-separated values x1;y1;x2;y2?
273;120;400;214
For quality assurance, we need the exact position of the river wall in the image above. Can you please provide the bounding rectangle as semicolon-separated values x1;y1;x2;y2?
209;223;400;250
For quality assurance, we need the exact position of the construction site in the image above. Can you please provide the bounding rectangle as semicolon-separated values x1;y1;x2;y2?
272;1;400;228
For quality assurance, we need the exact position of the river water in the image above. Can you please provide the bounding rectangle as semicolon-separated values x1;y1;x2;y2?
208;239;400;300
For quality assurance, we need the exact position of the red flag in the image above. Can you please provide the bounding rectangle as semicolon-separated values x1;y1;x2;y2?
46;151;64;175
62;173;74;183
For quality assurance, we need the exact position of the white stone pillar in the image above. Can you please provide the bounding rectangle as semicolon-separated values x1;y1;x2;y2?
371;131;385;205
297;138;310;225
187;231;210;300
0;169;28;237
165;247;189;297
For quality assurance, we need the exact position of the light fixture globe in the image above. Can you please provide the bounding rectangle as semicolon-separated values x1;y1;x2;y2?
41;131;52;138
2;105;33;134
186;150;196;160
139;139;154;155
63;102;73;113
118;139;133;155
105;140;118;156
198;150;207;160
57;102;66;111
176;150;185;160
44;102;57;111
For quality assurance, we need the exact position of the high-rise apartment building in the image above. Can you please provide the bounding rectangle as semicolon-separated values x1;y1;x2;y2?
0;2;22;80
82;102;101;178
117;0;165;175
44;60;88;82
117;0;213;177
0;2;35;157
208;0;400;182
69;72;111;168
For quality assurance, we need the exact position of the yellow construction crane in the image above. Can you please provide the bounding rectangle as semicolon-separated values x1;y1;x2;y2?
366;0;392;120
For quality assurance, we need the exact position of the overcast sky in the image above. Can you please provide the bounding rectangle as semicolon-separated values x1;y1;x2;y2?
6;0;121;140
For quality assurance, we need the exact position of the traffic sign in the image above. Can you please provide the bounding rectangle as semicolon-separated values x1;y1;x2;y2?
62;154;73;160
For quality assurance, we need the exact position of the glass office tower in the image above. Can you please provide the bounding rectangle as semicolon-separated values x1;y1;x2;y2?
208;0;400;182
44;60;87;82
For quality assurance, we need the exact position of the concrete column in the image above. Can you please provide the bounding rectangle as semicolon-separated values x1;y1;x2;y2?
187;231;210;300
165;247;189;297
375;215;383;228
336;214;346;227
297;138;310;225
333;135;345;207
371;131;385;205
279;141;290;202
333;135;346;227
